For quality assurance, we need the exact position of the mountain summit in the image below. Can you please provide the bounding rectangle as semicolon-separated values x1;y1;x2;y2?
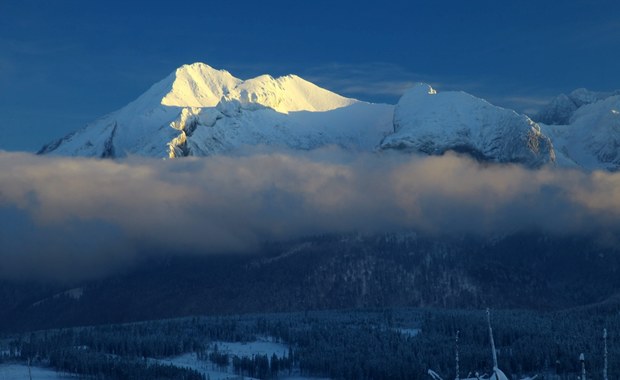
38;62;616;171
380;84;555;167
160;63;241;108
158;63;357;112
38;62;380;158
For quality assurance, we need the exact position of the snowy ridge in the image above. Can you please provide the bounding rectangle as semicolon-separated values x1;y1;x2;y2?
379;84;555;168
541;94;620;170
161;63;241;108
533;87;620;171
38;62;387;158
535;88;620;126
227;74;357;113
159;63;356;113
38;62;619;171
167;100;394;158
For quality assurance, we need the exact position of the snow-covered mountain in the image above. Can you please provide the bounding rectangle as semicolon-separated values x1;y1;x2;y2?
38;62;617;171
39;63;391;158
540;95;620;171
533;89;620;171
535;88;620;125
379;84;555;167
39;63;392;157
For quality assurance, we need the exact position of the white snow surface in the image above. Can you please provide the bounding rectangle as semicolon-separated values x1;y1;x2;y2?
228;74;357;113
210;339;289;359
535;93;577;125
31;287;83;307
37;63;619;171
154;338;326;380
39;62;387;158
379;84;555;168
160;63;355;113
542;94;620;171
535;88;620;125
429;367;512;380
489;367;510;380
396;328;421;337
161;63;242;108
154;353;239;380
0;364;73;380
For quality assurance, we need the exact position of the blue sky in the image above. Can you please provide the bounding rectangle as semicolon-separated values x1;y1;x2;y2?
1;0;619;151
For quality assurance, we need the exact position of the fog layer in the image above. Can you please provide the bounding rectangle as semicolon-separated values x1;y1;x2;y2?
1;149;619;281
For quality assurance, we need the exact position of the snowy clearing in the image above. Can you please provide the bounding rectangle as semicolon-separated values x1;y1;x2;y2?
396;327;421;337
154;338;326;380
211;338;289;359
0;364;73;380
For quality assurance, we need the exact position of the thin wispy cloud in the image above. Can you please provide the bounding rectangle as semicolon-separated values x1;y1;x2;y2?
500;96;551;107
491;95;555;116
1;149;620;281
302;62;436;101
301;62;547;113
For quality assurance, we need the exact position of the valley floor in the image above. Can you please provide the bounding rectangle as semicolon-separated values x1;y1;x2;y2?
0;364;73;380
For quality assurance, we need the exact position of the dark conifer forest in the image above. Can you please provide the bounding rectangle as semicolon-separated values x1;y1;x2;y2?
2;306;620;380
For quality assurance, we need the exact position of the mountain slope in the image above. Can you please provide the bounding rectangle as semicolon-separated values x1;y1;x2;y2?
227;73;357;113
39;63;386;158
533;88;620;171
535;88;620;125
169;101;394;158
160;63;242;107
39;62;620;172
379;84;555;167
541;94;620;170
3;231;620;332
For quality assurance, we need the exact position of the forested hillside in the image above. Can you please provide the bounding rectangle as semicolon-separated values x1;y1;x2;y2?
2;307;620;380
2;232;620;333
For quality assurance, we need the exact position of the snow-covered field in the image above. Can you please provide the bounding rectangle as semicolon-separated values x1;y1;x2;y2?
154;354;240;380
0;364;73;380
396;327;421;337
155;337;328;380
0;337;325;380
211;338;289;359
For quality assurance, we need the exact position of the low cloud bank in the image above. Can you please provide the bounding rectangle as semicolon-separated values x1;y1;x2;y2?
1;149;619;281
